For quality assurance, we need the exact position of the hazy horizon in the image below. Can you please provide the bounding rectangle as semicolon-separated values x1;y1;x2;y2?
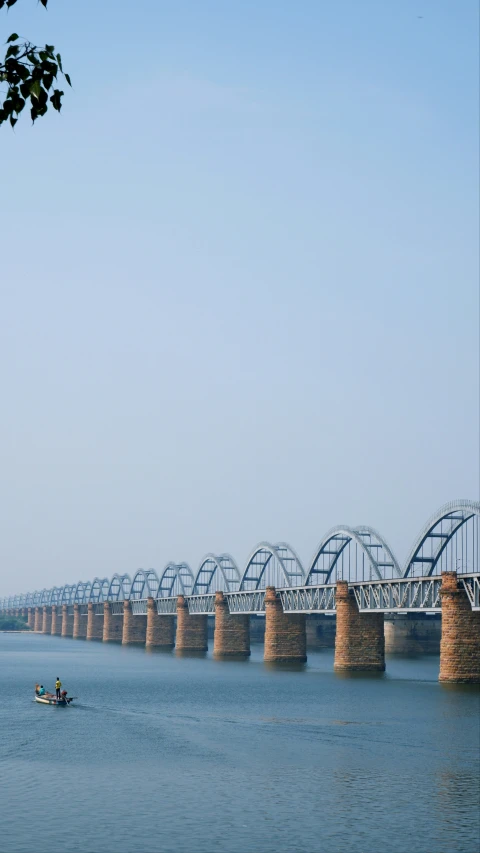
1;0;478;596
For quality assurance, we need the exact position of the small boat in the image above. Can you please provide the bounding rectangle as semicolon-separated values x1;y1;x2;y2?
34;686;74;706
35;694;72;706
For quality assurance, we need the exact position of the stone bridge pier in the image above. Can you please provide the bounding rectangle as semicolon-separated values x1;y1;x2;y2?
440;571;480;683
33;607;43;632
213;591;250;657
176;596;208;652
146;597;175;648
122;600;147;644
61;605;74;637
42;606;52;634
87;602;104;640
264;587;307;663
50;605;62;635
103;602;123;642
334;580;385;671
73;604;87;639
27;608;35;629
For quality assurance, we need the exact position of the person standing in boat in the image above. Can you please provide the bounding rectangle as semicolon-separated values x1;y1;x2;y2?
55;678;62;700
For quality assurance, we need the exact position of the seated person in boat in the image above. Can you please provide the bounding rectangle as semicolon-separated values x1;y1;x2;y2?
38;685;46;696
35;683;40;695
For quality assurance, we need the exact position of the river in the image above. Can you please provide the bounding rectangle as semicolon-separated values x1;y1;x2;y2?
0;632;478;853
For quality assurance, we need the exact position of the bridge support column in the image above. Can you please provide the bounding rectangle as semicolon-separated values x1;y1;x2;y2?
103;602;123;642
61;605;74;637
42;606;52;634
334;581;385;671
264;587;307;663
122;600;147;645
73;604;87;639
440;571;480;683
27;608;35;629
50;605;62;636
34;607;42;632
176;596;208;652
146;598;174;648
87;602;104;640
213;591;250;657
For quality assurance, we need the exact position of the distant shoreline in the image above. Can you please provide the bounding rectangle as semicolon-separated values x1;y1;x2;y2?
0;630;32;633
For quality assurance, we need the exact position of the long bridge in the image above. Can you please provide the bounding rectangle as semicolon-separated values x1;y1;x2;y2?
2;500;479;682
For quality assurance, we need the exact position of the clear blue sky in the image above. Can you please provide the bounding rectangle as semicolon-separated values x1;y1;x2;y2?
0;0;478;595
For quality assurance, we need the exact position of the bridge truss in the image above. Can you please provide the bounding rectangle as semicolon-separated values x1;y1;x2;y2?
2;500;479;613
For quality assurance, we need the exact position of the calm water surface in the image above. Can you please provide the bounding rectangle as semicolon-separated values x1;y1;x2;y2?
0;633;479;853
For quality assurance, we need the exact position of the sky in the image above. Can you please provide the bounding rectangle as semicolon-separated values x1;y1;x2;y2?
0;0;478;596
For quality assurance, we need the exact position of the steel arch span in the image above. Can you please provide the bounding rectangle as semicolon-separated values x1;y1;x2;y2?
240;542;306;591
107;574;132;601
192;553;241;594
307;526;401;584
48;587;63;606
157;562;195;598
59;584;75;605
130;569;160;599
403;500;480;577
72;581;92;604
89;578;111;603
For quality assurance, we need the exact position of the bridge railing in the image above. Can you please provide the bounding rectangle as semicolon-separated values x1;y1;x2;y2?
187;594;215;614
462;576;480;610
280;585;336;613
156;598;176;615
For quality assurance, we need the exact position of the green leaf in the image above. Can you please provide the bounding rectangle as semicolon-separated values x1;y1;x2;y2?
29;80;41;100
50;89;64;112
56;53;63;72
6;45;20;58
6;33;19;43
9;115;17;128
17;65;30;82
64;73;72;87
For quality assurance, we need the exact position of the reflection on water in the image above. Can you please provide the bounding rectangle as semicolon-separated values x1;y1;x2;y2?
0;633;478;853
333;669;386;680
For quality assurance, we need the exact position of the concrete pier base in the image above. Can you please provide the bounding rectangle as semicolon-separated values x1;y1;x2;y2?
27;608;35;629
122;600;147;645
384;614;441;655
61;605;74;637
42;606;52;634
103;602;123;642
34;607;42;632
73;604;87;639
176;596;208;652
146;598;174;648
440;571;480;683
50;605;62;636
334;581;385;671
214;591;250;657
87;602;104;640
264;587;307;663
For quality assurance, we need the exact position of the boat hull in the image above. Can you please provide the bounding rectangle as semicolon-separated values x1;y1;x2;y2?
35;695;70;706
